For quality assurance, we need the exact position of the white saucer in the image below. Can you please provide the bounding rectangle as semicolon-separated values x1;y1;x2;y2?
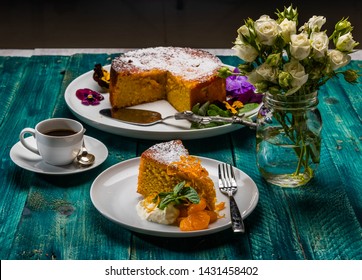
10;135;108;175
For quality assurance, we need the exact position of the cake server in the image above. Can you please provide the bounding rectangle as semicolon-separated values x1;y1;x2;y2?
99;108;257;127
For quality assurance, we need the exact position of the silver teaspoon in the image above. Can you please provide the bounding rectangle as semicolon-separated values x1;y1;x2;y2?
76;140;95;167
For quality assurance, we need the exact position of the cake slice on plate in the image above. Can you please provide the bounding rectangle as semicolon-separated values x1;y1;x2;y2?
137;140;216;211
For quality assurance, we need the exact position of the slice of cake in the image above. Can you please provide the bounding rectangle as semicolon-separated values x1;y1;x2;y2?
109;47;226;112
137;140;216;210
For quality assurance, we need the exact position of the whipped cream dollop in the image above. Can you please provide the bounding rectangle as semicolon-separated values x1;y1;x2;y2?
136;199;180;225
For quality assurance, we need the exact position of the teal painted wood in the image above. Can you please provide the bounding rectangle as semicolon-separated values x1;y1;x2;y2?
319;62;362;224
0;54;361;260
231;128;306;260
0;56;72;260
218;55;243;67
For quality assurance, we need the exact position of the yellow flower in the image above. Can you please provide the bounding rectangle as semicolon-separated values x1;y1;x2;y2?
233;101;244;108
223;101;244;114
102;69;110;82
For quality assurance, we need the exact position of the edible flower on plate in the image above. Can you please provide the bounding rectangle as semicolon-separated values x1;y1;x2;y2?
93;64;110;89
76;88;104;106
225;68;263;104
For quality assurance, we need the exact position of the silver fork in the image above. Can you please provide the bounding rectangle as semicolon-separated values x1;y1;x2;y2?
218;163;245;233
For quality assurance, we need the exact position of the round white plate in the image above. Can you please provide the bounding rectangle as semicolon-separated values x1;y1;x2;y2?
90;156;259;237
64;65;260;140
10;135;108;175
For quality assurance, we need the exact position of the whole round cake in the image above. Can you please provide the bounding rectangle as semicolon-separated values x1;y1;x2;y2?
109;47;226;112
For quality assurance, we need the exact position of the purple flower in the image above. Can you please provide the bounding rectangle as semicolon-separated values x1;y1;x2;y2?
76;88;104;106
226;69;263;104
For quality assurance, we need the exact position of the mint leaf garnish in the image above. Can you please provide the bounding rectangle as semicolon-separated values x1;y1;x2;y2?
153;181;200;210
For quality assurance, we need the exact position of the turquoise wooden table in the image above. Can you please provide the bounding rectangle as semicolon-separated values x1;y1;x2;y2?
0;52;361;260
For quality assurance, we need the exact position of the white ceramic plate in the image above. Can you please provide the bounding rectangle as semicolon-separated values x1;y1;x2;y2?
10;135;108;175
64;65;260;140
90;156;259;237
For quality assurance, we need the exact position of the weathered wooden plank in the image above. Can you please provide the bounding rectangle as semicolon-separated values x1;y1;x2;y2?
0;56;29;124
0;55;70;259
231;127;306;260
0;56;65;259
286;171;362;260
318;64;362;224
218;55;243;67
131;229;251;260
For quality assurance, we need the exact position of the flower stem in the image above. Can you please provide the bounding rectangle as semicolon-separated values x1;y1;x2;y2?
294;139;306;175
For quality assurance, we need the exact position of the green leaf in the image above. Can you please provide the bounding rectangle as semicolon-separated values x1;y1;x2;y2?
238;103;259;114
191;103;200;114
158;195;177;210
155;181;200;210
181;187;200;204
173;181;186;194
208;104;230;117
198;101;210;116
190;122;220;129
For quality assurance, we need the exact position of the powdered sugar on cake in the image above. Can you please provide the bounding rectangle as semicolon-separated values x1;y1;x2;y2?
112;47;222;81
145;140;188;165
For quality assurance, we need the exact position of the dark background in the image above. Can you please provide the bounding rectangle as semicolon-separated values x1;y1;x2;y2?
1;0;361;49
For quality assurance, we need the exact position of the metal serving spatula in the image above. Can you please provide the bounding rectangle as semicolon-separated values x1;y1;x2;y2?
99;108;257;127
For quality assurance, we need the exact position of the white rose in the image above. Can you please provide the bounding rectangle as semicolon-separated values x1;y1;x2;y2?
298;22;308;33
328;50;351;70
232;43;259;63
307;16;326;32
336;32;357;52
279;18;296;43
237;25;251;39
311;32;329;58
283;60;309;88
254;15;281;46
234;36;243;45
247;69;263;85
255;63;278;83
290;33;311;60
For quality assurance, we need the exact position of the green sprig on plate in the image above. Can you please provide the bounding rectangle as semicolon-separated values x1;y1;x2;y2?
153;181;200;210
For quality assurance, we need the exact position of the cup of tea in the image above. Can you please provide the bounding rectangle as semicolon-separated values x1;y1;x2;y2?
19;118;85;166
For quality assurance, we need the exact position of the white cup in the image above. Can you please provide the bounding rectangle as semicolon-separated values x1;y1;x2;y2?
20;118;85;166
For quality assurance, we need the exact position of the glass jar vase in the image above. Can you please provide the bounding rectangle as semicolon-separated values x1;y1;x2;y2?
256;91;322;187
